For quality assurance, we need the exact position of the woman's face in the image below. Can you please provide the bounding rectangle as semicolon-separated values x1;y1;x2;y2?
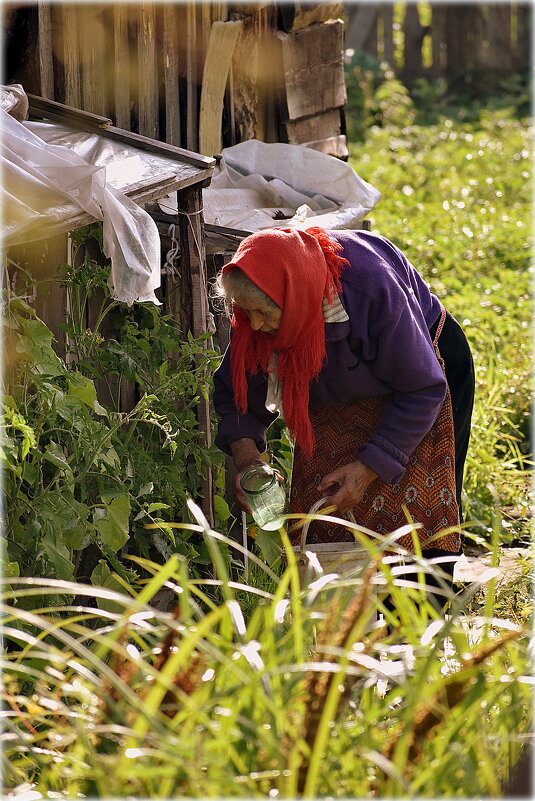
235;298;282;335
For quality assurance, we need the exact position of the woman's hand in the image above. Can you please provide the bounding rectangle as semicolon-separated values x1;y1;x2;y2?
230;438;265;513
317;460;378;513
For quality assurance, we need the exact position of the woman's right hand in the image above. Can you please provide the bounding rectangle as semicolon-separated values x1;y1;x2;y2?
230;438;265;513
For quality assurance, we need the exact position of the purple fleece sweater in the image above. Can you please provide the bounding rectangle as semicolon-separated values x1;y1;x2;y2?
213;230;445;483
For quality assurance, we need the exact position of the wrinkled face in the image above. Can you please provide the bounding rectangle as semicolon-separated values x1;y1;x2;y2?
235;298;282;335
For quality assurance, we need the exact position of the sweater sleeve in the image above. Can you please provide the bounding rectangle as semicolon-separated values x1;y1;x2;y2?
213;345;279;456
344;270;447;484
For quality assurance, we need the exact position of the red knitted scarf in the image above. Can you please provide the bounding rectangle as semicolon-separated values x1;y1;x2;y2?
223;227;349;458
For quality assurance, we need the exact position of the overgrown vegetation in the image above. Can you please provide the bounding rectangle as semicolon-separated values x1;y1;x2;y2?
2;504;531;799
348;73;532;547
2;64;532;800
2;230;223;606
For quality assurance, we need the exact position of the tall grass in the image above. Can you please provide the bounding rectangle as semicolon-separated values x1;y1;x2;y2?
349;102;532;543
3;503;531;799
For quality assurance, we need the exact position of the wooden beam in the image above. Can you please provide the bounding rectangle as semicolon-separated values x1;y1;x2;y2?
137;3;158;138
113;4;131;129
163;4;181;146
199;20;243;156
185;3;199;152
37;2;54;99
61;5;81;108
165;185;214;524
81;4;107;117
27;93;112;127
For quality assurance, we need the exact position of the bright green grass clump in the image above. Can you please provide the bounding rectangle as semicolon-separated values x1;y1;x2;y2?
2;503;531;799
350;107;532;543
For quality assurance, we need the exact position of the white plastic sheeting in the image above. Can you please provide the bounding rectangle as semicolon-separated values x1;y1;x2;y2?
202;139;381;233
2;85;166;306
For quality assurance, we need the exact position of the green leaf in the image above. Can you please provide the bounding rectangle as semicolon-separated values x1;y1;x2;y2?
41;535;75;580
213;494;231;523
94;494;131;551
42;441;71;472
90;560;128;613
147;502;171;514
255;528;282;565
3;560;20;578
63;524;87;550
17;319;65;376
67;371;98;409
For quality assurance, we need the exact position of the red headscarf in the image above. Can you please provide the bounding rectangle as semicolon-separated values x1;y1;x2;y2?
223;227;349;458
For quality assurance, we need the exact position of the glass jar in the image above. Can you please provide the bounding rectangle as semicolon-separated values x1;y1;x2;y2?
240;464;286;530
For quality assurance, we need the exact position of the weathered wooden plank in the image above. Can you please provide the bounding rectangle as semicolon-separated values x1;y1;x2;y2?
285;108;341;145
61;5;81;107
113;4;131;129
37;3;54;99
163;5;180;146
81;4;107;117
102;124;215;169
290;3;343;32
185;3;199;152
199;20;243;156
231;13;261;143
280;20;346;121
137;3;158;139
28;93;112;127
300;134;348;160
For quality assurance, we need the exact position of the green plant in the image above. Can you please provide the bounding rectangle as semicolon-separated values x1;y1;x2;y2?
349;104;532;544
2;234;224;603
2;504;531;798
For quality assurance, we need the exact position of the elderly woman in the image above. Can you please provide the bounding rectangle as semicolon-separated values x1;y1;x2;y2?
213;226;474;591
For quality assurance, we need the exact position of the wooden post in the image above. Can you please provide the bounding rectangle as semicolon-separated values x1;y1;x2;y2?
114;4;131;130
166;185;214;524
38;2;54;99
163;5;181;146
137;3;158;139
81;5;107;117
178;184;214;525
185;3;199;152
61;5;81;108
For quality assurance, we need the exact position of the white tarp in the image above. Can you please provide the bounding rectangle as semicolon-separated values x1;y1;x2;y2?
202;139;381;232
2;85;163;306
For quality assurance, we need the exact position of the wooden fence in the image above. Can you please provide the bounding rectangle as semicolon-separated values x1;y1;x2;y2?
15;2;348;158
344;3;531;89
